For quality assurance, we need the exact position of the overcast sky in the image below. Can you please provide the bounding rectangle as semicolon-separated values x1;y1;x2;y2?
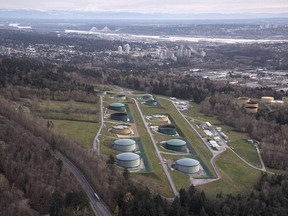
1;0;288;14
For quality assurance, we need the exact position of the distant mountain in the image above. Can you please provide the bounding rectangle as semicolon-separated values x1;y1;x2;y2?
0;9;288;22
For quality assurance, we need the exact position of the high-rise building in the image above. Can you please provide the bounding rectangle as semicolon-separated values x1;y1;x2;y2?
118;46;123;55
123;44;130;54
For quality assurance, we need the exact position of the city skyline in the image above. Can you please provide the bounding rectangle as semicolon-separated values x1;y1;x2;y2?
1;0;288;14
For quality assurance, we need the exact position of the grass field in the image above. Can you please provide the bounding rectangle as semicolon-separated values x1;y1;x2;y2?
51;119;98;148
198;150;261;197
39;112;98;122
38;100;98;113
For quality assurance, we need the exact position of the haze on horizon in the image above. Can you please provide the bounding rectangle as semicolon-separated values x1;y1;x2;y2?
1;0;288;14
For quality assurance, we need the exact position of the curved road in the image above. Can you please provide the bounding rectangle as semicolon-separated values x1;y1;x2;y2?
131;98;178;197
55;151;112;216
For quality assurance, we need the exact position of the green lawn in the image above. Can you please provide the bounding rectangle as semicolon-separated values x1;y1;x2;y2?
51;119;98;148
198;150;261;197
39;112;98;122
37;100;98;113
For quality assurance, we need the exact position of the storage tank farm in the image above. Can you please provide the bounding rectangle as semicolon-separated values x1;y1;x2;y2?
113;139;136;152
158;125;177;135
110;112;129;122
165;139;187;152
175;158;200;174
109;102;126;112
116;152;140;168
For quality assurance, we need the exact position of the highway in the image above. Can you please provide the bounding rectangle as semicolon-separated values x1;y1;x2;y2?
93;95;104;155
131;98;178;197
55;151;112;216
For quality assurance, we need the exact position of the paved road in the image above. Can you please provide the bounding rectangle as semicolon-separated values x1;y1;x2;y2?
93;95;104;155
55;151;112;216
131;98;178;197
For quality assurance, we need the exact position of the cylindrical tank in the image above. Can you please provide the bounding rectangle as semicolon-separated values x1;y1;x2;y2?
271;100;284;107
145;100;157;106
111;124;132;135
165;139;187;152
142;94;154;100
158;125;177;135
175;158;200;174
261;96;274;103
118;95;126;100
116;152;140;168
245;106;258;114
245;101;259;109
237;97;250;106
282;97;288;106
113;139;136;152
109;103;125;112
153;115;169;123
110;113;128;122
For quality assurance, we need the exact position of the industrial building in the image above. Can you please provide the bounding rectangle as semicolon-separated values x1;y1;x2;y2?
113;139;136;152
111;124;132;135
158;125;177;135
165;139;187;152
142;94;154;100
175;158;200;174
145;99;158;106
110;112;129;122
118;95;126;100
271;100;284;107
109;103;126;112
116;152;140;168
209;140;221;151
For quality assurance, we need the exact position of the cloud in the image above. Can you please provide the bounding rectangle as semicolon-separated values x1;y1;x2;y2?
1;0;288;13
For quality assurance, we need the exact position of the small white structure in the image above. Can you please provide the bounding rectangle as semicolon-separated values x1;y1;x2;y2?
209;140;221;151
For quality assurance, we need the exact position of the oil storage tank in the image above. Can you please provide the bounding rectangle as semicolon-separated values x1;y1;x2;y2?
165;139;187;152
113;139;136;152
116;152;140;168
109;103;125;112
158;125;177;135
142;94;154;100
237;97;250;107
111;113;129;122
175;158;200;174
261;96;274;103
145;99;158;106
111;124;132;135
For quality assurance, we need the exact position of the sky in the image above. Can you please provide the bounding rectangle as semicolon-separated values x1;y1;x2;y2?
1;0;288;14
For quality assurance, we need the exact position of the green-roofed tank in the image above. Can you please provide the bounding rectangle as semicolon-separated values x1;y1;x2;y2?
165;139;186;152
175;158;200;174
109;103;125;112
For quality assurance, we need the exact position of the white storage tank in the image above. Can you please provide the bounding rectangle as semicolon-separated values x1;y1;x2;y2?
116;153;140;168
113;139;136;152
175;158;200;174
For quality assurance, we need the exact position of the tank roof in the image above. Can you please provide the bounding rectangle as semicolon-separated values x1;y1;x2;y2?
166;139;186;146
159;125;176;129
109;103;125;107
114;139;136;146
176;158;199;167
116;152;139;161
111;113;128;116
